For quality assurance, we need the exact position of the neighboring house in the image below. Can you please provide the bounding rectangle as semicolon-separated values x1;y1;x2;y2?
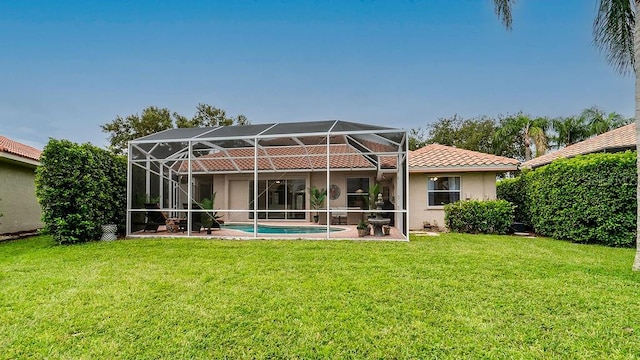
408;144;519;230
0;136;43;234
521;123;635;169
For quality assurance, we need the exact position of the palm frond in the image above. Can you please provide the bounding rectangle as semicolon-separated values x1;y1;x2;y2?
493;0;517;30
593;0;635;75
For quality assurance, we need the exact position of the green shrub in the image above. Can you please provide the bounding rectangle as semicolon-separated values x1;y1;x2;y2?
526;151;636;247
497;173;530;226
444;200;514;234
35;139;126;244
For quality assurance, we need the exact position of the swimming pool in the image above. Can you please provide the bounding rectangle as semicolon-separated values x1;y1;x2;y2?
222;223;345;234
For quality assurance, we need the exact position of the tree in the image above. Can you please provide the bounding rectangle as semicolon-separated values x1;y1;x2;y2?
488;0;640;270
494;113;549;161
550;115;591;148
175;103;249;128
579;106;632;135
408;127;427;151
424;114;499;154
102;103;249;154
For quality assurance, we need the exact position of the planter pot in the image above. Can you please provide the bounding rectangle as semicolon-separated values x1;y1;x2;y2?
383;226;391;236
357;228;369;237
313;215;319;223
101;224;117;241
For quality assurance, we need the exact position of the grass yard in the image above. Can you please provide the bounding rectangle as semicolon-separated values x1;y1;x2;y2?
1;234;639;359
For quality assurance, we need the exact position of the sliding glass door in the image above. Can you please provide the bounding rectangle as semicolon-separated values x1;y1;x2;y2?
250;179;306;220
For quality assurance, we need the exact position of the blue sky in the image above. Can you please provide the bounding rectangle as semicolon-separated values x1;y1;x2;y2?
0;0;633;149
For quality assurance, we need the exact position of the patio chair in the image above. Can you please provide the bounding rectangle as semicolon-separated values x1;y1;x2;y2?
143;203;167;232
179;203;202;233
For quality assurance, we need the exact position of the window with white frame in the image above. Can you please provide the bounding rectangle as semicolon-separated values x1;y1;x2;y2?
427;176;460;206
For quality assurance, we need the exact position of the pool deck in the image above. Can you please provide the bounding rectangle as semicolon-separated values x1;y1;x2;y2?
128;221;408;241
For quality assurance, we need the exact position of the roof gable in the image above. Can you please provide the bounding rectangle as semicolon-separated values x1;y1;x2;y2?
0;136;42;162
409;144;519;172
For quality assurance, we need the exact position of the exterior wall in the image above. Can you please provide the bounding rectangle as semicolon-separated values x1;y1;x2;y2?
177;170;392;225
189;170;380;222
0;160;43;234
309;170;376;208
408;171;498;230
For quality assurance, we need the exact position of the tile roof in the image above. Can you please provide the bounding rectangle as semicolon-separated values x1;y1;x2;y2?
178;144;377;172
0;136;42;162
521;123;636;168
409;143;519;172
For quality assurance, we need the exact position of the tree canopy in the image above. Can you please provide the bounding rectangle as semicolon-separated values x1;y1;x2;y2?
101;103;249;154
409;106;629;160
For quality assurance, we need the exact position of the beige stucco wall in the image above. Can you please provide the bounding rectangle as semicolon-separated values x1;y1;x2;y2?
180;171;380;222
0;160;43;234
408;171;498;230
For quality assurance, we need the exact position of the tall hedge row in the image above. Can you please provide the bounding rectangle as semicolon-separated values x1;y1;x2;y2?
496;173;530;226
497;151;636;247
36;139;127;244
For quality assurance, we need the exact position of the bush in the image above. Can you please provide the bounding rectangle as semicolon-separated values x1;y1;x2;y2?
444;200;514;234
526;151;636;247
497;173;530;226
35;139;126;244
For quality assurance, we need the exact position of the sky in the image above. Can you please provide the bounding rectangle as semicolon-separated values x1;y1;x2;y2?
0;0;634;150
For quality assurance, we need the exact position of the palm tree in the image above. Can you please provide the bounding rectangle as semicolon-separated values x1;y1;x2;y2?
495;114;549;161
580;106;632;135
551;116;591;148
489;0;640;271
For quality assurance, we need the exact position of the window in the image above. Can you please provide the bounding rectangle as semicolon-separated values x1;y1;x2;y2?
346;177;369;208
428;176;460;206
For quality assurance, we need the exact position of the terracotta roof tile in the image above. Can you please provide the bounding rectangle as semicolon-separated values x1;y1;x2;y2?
522;123;636;168
0;136;42;161
179;144;376;172
409;143;519;171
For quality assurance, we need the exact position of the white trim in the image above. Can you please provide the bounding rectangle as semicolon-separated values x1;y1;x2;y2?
409;165;518;173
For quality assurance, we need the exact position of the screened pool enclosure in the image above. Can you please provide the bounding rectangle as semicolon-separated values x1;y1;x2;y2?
127;120;408;239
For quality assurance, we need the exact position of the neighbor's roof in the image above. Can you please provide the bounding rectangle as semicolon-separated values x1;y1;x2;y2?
521;123;636;169
409;143;519;173
0;136;42;163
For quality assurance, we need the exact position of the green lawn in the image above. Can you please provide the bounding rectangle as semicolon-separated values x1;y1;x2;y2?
1;234;639;359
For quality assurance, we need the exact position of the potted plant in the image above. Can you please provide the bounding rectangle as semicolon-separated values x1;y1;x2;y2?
200;193;222;234
308;186;327;223
357;219;370;237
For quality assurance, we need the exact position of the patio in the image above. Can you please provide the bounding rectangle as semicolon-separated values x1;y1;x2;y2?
127;120;408;240
128;221;408;241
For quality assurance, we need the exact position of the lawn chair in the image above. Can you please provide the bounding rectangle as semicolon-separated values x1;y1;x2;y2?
178;203;202;233
143;203;167;232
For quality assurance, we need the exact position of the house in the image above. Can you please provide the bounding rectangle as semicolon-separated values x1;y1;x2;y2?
521;123;635;169
0;136;43;235
127;120;409;239
408;144;519;230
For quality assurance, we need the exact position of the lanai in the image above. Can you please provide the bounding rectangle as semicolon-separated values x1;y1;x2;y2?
126;120;408;239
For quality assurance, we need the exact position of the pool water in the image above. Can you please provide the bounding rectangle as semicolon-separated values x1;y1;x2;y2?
222;223;345;234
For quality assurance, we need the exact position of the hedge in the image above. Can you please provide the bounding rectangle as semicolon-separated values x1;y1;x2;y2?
496;173;531;226
525;151;636;247
35;139;127;244
444;200;514;234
